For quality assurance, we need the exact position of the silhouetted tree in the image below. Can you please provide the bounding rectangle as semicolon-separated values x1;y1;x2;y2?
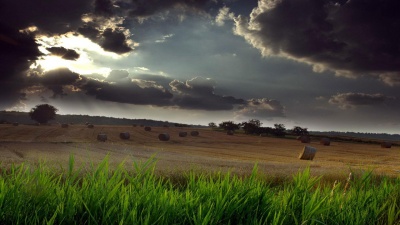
218;121;240;131
241;119;262;134
291;126;309;136
208;122;217;128
273;123;286;136
29;104;58;124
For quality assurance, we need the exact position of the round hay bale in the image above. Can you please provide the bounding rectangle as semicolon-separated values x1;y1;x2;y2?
13;122;19;126
87;124;94;128
320;138;330;146
190;131;199;136
179;131;188;137
97;133;107;142
381;142;392;148
144;126;151;131
299;135;311;143
119;132;130;140
260;133;268;137
227;130;234;135
299;146;317;160
158;133;170;141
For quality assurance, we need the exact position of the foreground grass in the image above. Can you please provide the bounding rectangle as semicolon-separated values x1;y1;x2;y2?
0;156;399;225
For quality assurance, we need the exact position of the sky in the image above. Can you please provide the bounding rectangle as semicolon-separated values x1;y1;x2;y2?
1;0;400;134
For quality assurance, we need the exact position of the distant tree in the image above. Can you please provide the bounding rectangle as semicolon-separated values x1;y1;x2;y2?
258;127;273;135
208;122;217;128
241;119;262;134
29;104;58;124
248;119;262;127
273;123;286;136
218;121;240;131
291;126;309;136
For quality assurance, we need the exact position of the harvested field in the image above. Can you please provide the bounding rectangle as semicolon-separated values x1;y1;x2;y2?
0;124;399;177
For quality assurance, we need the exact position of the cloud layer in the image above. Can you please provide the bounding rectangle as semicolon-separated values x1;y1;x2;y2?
170;77;245;110
0;24;42;109
329;92;394;109
235;98;285;119
46;47;80;60
234;0;400;84
0;0;220;108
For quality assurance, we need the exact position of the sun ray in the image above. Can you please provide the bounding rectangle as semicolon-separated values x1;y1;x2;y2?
33;33;122;76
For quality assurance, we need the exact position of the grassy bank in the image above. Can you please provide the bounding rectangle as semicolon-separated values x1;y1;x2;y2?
0;156;399;225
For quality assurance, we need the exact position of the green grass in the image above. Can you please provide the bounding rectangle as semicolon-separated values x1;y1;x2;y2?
0;155;399;225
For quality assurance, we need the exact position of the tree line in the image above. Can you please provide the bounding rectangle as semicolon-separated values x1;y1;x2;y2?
18;103;311;137
209;119;309;137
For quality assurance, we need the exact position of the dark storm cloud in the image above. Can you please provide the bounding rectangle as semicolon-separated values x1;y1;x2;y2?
77;25;101;41
77;22;134;54
329;93;395;109
235;98;285;119
81;73;246;110
234;0;400;83
101;28;133;54
0;25;42;80
170;77;245;110
94;0;116;17
0;24;43;109
46;47;80;60
30;68;82;97
0;0;93;34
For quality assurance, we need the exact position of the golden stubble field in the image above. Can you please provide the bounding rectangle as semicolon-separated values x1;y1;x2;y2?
0;124;399;177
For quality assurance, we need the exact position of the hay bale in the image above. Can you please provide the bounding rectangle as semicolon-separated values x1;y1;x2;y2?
299;146;317;160
320;138;330;146
190;131;199;136
119;132;130;140
13;122;19;126
61;123;69;128
179;131;188;137
381;142;392;148
298;135;311;143
158;133;170;141
144;126;151;131
87;124;94;128
97;133;107;142
227;130;234;135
